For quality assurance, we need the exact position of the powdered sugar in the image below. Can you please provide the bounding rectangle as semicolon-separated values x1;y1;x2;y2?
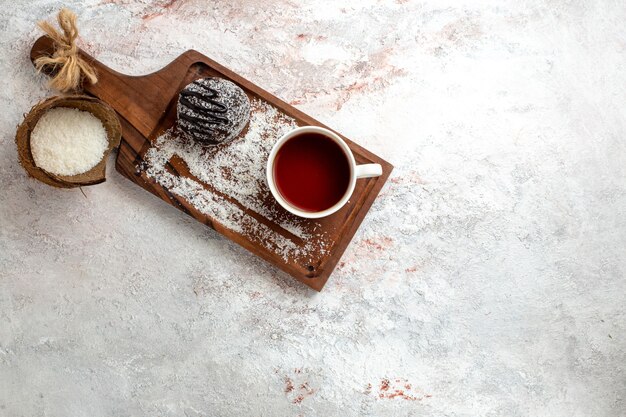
143;98;330;262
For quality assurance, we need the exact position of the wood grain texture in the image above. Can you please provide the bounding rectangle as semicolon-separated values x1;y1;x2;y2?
31;35;392;291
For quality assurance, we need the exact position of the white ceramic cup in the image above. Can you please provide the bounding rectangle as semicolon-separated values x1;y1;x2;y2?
266;126;383;219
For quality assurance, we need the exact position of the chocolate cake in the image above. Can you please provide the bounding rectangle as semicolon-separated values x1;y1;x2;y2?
176;77;250;145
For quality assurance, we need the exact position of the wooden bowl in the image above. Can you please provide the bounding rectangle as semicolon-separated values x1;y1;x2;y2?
15;95;122;188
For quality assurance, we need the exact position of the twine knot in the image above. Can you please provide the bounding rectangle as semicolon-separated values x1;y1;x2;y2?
34;8;98;93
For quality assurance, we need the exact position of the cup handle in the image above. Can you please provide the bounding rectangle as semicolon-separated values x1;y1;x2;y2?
355;163;383;179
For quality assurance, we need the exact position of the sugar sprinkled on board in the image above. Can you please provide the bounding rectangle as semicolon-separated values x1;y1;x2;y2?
143;99;331;262
30;107;108;176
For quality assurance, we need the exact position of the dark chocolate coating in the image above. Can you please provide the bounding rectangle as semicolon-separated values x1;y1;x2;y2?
176;77;250;145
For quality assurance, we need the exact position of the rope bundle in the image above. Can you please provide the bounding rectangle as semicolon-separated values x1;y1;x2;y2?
34;8;98;92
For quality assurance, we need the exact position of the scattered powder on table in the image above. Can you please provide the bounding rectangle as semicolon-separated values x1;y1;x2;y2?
143;99;330;262
30;107;108;176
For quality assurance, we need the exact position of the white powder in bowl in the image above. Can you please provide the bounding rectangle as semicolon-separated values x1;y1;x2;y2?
30;107;109;176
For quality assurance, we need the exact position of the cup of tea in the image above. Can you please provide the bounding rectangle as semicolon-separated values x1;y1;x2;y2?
266;126;383;218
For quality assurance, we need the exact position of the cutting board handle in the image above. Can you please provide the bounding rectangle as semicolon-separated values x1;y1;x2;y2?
30;35;192;138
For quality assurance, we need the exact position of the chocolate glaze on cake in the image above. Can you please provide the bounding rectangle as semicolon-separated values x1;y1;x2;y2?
176;77;250;145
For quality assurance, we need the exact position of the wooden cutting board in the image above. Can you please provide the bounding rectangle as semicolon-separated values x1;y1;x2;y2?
30;36;392;291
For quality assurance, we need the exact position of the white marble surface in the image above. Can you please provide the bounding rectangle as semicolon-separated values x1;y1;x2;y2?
1;1;625;416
